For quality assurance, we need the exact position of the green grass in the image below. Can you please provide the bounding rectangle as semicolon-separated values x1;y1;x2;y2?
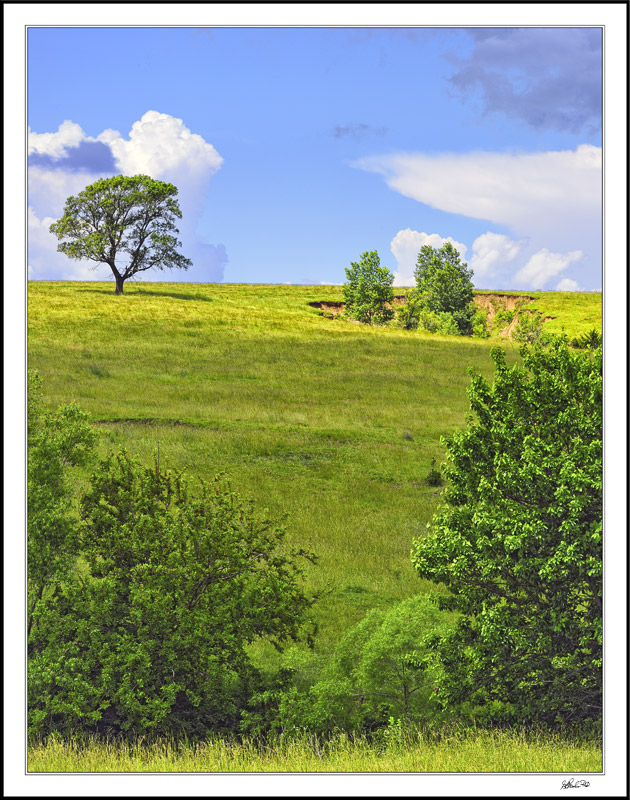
27;281;601;662
27;729;602;773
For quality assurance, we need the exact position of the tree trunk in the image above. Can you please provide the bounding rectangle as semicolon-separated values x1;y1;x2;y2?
114;274;125;295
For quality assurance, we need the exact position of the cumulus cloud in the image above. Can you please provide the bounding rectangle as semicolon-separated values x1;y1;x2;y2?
468;232;525;280
28;120;86;158
27;111;228;283
449;28;602;134
355;144;601;290
513;248;583;291
107;111;227;282
555;277;582;292
390;228;468;287
108;111;223;188
28;206;109;281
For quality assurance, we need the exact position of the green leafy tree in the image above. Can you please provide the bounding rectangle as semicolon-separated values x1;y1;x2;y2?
28;372;98;635
268;596;453;735
343;251;395;324
411;340;602;728
413;242;475;333
49;175;193;294
28;451;318;738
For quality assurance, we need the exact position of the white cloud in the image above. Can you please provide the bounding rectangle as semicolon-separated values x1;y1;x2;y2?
514;248;583;290
108;110;223;187
468;232;525;280
555;277;582;292
355;145;600;232
390;228;467;286
355;145;602;290
96;128;121;145
28;165;108;217
27;206;109;281
28;120;86;157
28;111;228;283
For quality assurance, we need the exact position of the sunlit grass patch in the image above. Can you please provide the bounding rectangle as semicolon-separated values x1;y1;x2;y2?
28;728;602;773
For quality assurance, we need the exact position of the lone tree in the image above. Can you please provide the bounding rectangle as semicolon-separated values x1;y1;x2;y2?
49;175;193;294
413;242;475;333
411;339;602;728
343;250;395;325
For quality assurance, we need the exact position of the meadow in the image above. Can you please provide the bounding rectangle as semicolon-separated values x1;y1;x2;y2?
27;280;602;772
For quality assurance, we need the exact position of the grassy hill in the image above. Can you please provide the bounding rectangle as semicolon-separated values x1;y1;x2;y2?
27;281;602;664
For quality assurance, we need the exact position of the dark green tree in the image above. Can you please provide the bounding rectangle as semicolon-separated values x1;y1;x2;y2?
28;451;317;738
413;242;475;333
49;175;193;294
411;340;602;727
27;372;98;635
343;250;395;325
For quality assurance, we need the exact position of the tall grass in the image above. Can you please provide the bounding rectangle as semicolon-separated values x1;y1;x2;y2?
28;728;602;773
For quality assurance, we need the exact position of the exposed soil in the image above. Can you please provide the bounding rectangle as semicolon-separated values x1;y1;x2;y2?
308;293;555;340
472;293;535;325
308;295;408;317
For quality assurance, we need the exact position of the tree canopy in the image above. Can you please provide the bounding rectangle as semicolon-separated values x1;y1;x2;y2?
28;424;318;737
343;250;395;325
411;340;602;727
49;175;192;294
413;242;475;333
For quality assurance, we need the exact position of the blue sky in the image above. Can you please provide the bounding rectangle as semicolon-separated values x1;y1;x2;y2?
27;26;603;290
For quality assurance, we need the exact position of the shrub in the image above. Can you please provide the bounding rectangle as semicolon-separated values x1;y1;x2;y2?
425;458;443;487
570;328;602;349
512;311;544;343
28;450;318;739
268;596;455;735
416;309;460;336
27;372;98;633
396;295;421;330
411;340;602;728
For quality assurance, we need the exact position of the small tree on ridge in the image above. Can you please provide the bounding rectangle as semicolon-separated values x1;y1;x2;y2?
343;250;395;325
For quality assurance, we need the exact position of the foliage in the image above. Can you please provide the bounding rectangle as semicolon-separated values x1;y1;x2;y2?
471;308;490;338
570;328;602;350
265;596;454;735
414;243;475;332
512;311;544;344
414;308;461;336
494;309;516;329
28;450;317;739
396;294;422;330
343;251;395;324
411;340;602;727
49;175;192;294
27;372;98;633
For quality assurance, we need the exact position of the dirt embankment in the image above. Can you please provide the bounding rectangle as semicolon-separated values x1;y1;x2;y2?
309;293;555;338
308;296;408;317
472;293;534;325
